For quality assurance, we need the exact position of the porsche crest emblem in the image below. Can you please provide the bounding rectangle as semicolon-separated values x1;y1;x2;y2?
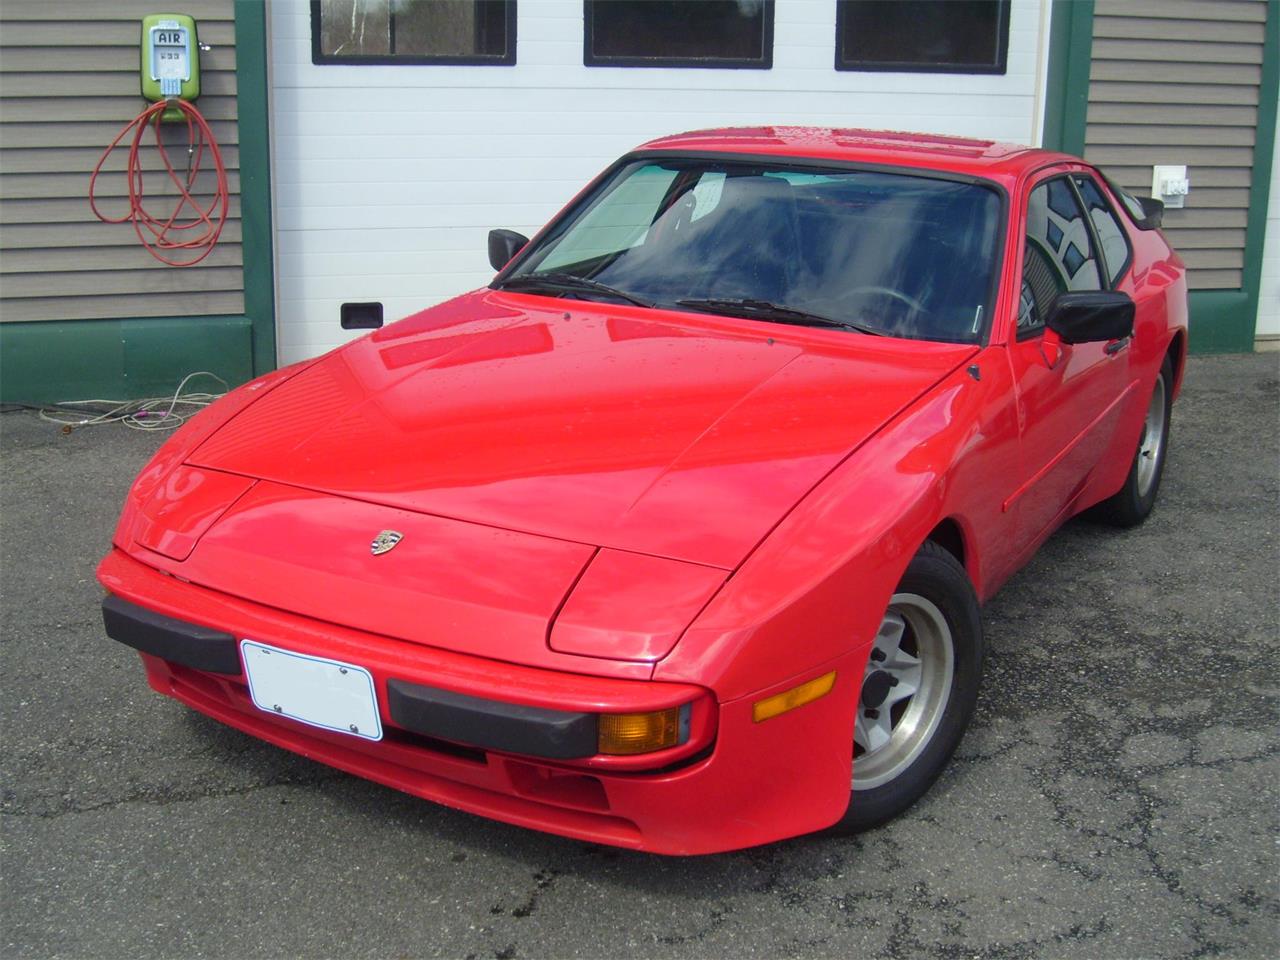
370;530;404;556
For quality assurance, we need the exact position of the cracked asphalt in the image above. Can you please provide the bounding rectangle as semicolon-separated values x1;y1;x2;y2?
2;353;1277;959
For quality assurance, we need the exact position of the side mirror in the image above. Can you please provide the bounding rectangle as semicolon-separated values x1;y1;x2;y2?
1046;291;1134;345
488;229;529;272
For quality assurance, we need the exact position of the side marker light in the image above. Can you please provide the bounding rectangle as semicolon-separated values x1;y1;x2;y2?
752;671;837;723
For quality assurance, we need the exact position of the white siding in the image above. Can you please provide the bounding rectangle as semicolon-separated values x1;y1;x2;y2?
269;0;1050;363
1260;96;1280;341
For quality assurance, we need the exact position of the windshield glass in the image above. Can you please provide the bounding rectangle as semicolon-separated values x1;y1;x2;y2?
502;159;1003;343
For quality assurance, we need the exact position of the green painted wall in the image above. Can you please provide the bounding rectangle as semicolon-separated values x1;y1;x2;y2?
0;0;275;405
0;317;254;403
1043;0;1278;355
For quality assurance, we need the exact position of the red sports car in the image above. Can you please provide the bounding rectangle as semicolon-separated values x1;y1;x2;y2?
99;128;1187;855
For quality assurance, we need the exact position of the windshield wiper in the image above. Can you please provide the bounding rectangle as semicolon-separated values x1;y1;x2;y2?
675;298;885;336
494;272;654;308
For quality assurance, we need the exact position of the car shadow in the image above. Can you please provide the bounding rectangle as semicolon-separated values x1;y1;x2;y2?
176;699;981;902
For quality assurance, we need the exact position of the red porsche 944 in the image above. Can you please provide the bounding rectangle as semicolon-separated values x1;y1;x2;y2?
99;128;1187;855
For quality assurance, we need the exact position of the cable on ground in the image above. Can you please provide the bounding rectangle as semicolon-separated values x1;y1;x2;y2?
24;372;230;433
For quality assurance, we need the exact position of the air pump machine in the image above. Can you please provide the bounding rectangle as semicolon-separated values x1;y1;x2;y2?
90;14;229;266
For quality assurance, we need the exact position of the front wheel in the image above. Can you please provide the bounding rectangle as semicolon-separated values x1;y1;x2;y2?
832;541;984;833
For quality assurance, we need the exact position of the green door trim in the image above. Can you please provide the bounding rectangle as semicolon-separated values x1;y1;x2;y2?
1041;0;1094;157
1235;1;1279;351
1040;0;1278;354
0;1;276;405
234;0;278;377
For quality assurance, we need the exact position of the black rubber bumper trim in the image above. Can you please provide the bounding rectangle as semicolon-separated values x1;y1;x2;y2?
102;594;242;675
387;679;598;760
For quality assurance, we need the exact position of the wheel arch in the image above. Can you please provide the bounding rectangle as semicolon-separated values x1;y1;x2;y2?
1166;328;1188;399
924;517;968;577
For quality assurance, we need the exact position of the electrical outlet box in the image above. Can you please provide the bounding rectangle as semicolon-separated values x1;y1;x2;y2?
140;14;200;119
1151;165;1189;210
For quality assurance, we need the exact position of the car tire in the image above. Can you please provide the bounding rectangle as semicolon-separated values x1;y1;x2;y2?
1095;354;1174;528
832;540;984;833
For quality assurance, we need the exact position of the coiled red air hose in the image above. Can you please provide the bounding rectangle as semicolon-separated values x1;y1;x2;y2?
89;98;229;267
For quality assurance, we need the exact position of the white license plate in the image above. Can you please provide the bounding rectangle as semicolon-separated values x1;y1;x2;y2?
241;640;382;741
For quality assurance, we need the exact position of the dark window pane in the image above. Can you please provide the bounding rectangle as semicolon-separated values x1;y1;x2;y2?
1046;178;1080;221
314;0;514;64
1046;219;1063;250
837;0;1009;74
585;1;773;68
1062;242;1086;277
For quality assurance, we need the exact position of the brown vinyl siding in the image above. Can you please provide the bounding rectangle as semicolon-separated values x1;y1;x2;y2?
1085;0;1269;290
0;0;244;323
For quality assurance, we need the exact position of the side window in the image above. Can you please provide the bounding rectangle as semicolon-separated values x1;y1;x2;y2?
1017;178;1102;333
1073;175;1131;286
1106;177;1150;224
835;0;1010;74
312;0;516;65
584;1;774;69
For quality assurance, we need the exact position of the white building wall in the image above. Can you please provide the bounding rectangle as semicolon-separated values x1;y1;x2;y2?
269;0;1051;363
1258;94;1280;342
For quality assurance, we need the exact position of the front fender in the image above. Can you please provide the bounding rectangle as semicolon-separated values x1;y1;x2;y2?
656;354;1017;701
111;359;318;552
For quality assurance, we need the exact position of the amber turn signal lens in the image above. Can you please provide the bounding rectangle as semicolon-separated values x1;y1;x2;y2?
752;671;837;723
598;708;680;755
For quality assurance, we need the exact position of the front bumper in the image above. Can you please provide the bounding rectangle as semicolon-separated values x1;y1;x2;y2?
105;593;667;762
98;548;857;855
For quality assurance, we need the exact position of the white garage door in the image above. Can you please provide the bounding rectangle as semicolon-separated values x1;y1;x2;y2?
269;0;1050;364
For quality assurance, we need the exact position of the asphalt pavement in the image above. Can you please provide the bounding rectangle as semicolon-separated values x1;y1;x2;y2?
2;353;1277;959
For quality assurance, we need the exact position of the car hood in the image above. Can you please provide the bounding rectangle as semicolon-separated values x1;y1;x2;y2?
189;290;975;569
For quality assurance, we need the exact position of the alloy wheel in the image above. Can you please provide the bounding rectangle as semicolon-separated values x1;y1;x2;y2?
853;593;955;791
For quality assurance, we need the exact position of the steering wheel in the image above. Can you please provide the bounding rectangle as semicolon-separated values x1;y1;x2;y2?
843;285;927;315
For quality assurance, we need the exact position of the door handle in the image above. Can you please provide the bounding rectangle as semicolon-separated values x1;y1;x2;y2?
1104;336;1131;356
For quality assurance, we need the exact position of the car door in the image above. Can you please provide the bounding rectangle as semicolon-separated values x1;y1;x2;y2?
1004;168;1133;553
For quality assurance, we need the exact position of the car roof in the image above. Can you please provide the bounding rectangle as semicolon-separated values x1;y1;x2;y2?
635;127;1078;180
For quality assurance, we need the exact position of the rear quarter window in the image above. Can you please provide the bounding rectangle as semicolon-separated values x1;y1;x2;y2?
1074;175;1131;285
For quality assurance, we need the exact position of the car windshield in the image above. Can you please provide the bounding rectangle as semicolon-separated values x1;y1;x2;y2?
500;159;1003;343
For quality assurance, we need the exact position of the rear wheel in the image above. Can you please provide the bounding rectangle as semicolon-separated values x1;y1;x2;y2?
1096;354;1173;527
833;541;984;832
